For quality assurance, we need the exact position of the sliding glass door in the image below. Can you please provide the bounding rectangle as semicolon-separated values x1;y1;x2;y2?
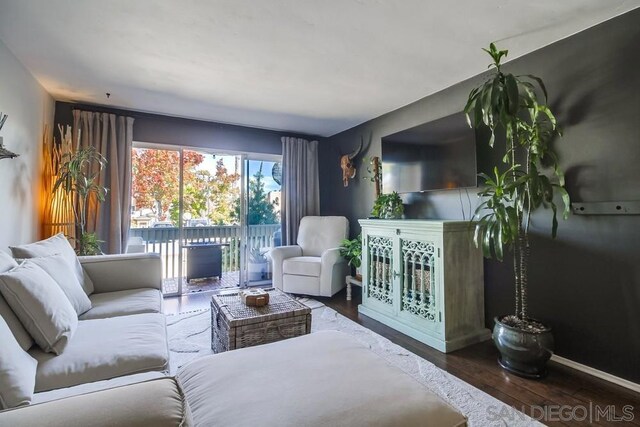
130;146;183;296
240;155;282;287
130;144;281;295
179;150;242;293
130;145;242;295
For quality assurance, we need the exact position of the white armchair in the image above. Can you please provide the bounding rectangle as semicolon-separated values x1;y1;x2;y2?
271;216;349;297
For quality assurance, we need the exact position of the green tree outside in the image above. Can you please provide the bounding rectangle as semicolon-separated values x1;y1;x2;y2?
169;158;240;225
234;162;279;225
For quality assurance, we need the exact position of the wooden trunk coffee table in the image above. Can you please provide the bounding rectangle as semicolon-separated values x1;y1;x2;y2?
211;288;311;353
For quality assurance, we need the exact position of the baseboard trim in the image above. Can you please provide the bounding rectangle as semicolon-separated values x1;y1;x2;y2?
551;354;640;394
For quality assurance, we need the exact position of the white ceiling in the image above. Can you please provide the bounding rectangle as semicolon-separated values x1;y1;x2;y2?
0;1;637;137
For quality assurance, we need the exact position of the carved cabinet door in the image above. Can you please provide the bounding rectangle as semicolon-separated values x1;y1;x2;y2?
394;229;443;335
361;228;395;315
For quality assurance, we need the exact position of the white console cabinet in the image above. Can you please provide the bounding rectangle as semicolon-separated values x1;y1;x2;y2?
358;219;490;352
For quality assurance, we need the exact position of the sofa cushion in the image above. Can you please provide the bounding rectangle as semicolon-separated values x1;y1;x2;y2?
30;313;169;392
32;371;166;405
9;233;94;295
177;330;466;427
0;316;37;409
282;274;320;295
79;288;162;320
0;378;192;427
79;253;162;294
283;256;322;277
29;254;92;315
0;261;78;355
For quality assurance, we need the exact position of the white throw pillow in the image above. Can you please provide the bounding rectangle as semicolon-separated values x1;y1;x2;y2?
29;254;92;315
0;262;78;354
0;251;18;273
0;252;34;350
9;233;95;295
0;315;37;409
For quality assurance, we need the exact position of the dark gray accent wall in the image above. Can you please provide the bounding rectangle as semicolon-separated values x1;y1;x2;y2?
55;102;319;155
319;9;640;382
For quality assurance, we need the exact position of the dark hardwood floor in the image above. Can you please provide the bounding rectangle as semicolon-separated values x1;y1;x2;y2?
165;287;640;426
163;289;214;314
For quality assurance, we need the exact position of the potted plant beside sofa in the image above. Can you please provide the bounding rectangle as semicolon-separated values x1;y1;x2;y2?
53;145;108;256
339;234;362;280
464;43;570;378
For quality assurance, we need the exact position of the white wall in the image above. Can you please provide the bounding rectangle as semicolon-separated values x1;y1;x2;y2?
0;38;54;251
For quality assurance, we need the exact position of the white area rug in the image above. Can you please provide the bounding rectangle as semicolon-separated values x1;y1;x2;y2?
166;309;215;372
167;304;541;426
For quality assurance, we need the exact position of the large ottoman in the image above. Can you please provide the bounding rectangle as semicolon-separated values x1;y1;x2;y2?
178;330;467;426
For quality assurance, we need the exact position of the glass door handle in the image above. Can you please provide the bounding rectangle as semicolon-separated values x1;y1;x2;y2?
392;270;401;280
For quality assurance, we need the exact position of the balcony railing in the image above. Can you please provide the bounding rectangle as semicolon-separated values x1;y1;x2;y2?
129;224;280;280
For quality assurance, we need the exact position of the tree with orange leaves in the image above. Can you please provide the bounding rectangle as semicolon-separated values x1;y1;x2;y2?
131;149;204;221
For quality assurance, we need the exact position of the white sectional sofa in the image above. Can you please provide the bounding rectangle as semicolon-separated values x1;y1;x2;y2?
0;236;169;407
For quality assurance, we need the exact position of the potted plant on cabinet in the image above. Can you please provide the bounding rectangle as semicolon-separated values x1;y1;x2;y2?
464;43;570;378
339;234;362;280
361;155;404;220
371;192;404;219
53;145;108;256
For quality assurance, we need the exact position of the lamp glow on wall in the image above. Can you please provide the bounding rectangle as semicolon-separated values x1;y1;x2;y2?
41;124;75;240
0;112;19;159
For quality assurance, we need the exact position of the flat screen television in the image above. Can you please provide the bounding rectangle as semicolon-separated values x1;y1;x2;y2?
381;113;477;193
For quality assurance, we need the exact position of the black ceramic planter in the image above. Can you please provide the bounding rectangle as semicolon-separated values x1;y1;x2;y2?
492;316;554;379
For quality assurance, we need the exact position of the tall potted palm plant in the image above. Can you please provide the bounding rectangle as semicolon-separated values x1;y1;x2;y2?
465;44;570;378
52;146;108;255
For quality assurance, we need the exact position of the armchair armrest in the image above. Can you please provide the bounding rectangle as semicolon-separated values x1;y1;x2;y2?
320;248;349;297
321;248;344;269
79;253;162;293
270;246;302;290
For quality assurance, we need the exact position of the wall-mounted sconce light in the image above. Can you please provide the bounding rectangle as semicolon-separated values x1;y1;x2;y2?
0;112;19;160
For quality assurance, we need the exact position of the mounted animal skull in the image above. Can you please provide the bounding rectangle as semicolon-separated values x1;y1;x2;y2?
340;138;363;187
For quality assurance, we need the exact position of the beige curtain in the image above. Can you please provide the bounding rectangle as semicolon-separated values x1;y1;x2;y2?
72;110;134;254
281;137;320;245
